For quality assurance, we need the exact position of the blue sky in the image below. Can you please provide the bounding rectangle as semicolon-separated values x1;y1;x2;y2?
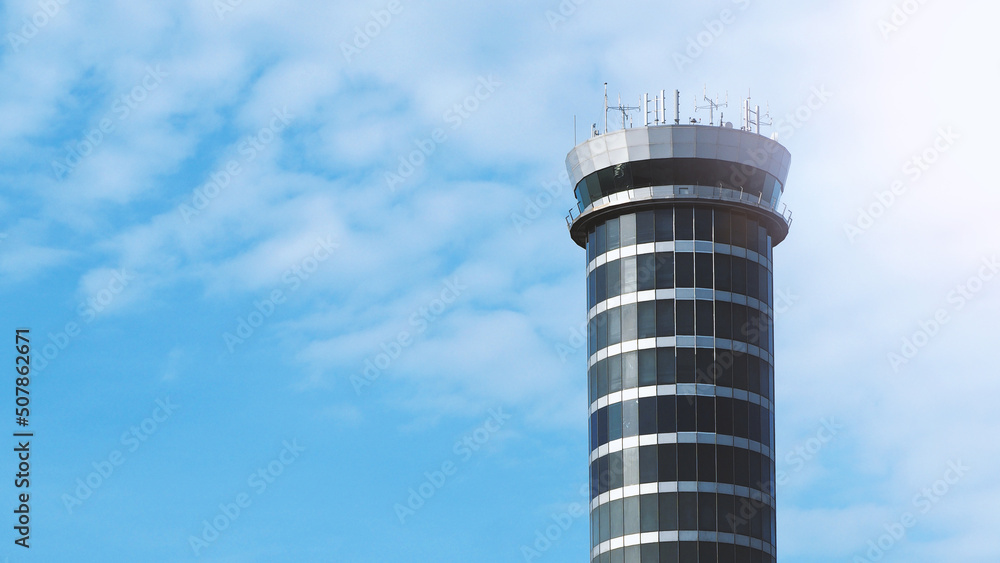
1;0;998;561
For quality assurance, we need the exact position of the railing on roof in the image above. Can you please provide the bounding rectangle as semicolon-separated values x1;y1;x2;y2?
565;185;793;229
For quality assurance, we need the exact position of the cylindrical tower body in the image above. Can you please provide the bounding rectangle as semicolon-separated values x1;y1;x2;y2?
565;123;792;563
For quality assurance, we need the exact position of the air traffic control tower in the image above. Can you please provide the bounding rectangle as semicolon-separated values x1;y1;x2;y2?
565;89;793;563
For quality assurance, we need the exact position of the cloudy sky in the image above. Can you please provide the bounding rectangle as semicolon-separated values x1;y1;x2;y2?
1;0;998;561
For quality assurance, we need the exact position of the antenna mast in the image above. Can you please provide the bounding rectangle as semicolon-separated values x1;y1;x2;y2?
605;91;640;131
604;83;608;134
695;86;728;126
742;91;772;134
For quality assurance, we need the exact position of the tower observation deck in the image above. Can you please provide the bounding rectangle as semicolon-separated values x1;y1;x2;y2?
565;91;793;563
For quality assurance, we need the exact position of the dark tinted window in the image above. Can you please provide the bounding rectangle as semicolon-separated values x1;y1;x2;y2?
675;207;693;240
655;208;673;241
694;208;713;240
636;211;655;244
676;252;694;287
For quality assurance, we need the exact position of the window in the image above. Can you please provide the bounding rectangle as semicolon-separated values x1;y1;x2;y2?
621;303;637;343
637;254;656;291
595;311;607;350
657;347;675;384
746;218;759;254
678;491;697;529
732;351;747;391
695;253;714;289
621;256;637;295
730;214;746;248
624;496;640;536
655;252;675;289
609;403;623;441
638;397;657;435
716;398;734;437
694;208;713;240
715;301;732;340
678;445;698;482
607;259;621;299
717;445;734;485
714;254;731;292
638;302;656;339
595;263;607;303
733;400;749;440
608;353;622;393
620;213;636;247
675;207;693;240
676;396;696;432
607;217;621;251
696;300;714;337
639;444;658;483
623;351;638;390
657;396;676;434
697;396;716;433
698;491;717;531
658;492;678;531
676;301;695;336
731;256;746;295
676;252;694;287
636;211;655;244
714;209;731;244
608;307;622;346
656;300;675;337
747;261;759;301
638;349;656;386
640;494;659;533
655;208;673;241
676;347;695;383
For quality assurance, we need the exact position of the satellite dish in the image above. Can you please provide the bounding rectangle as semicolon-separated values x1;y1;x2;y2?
724;121;734;128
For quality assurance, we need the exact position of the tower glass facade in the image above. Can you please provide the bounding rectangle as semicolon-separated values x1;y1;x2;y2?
566;124;792;563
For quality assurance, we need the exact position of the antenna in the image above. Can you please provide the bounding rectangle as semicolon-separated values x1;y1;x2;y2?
742;92;772;135
694;86;728;126
605;91;639;131
604;83;608;134
659;89;665;124
674;90;680;124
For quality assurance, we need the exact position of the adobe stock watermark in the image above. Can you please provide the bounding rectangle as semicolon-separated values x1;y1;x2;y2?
544;0;588;30
178;107;294;223
510;170;571;234
213;0;249;20
519;483;589;561
853;459;969;562
878;0;931;40
719;418;840;540
189;440;305;556
723;85;831;191
352;276;466;394
5;0;70;54
673;0;751;71
384;75;501;192
844;127;958;243
778;417;841;479
680;287;798;409
887;255;997;373
50;65;168;180
222;236;338;353
393;407;511;524
61;397;179;514
340;1;403;63
35;269;135;373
